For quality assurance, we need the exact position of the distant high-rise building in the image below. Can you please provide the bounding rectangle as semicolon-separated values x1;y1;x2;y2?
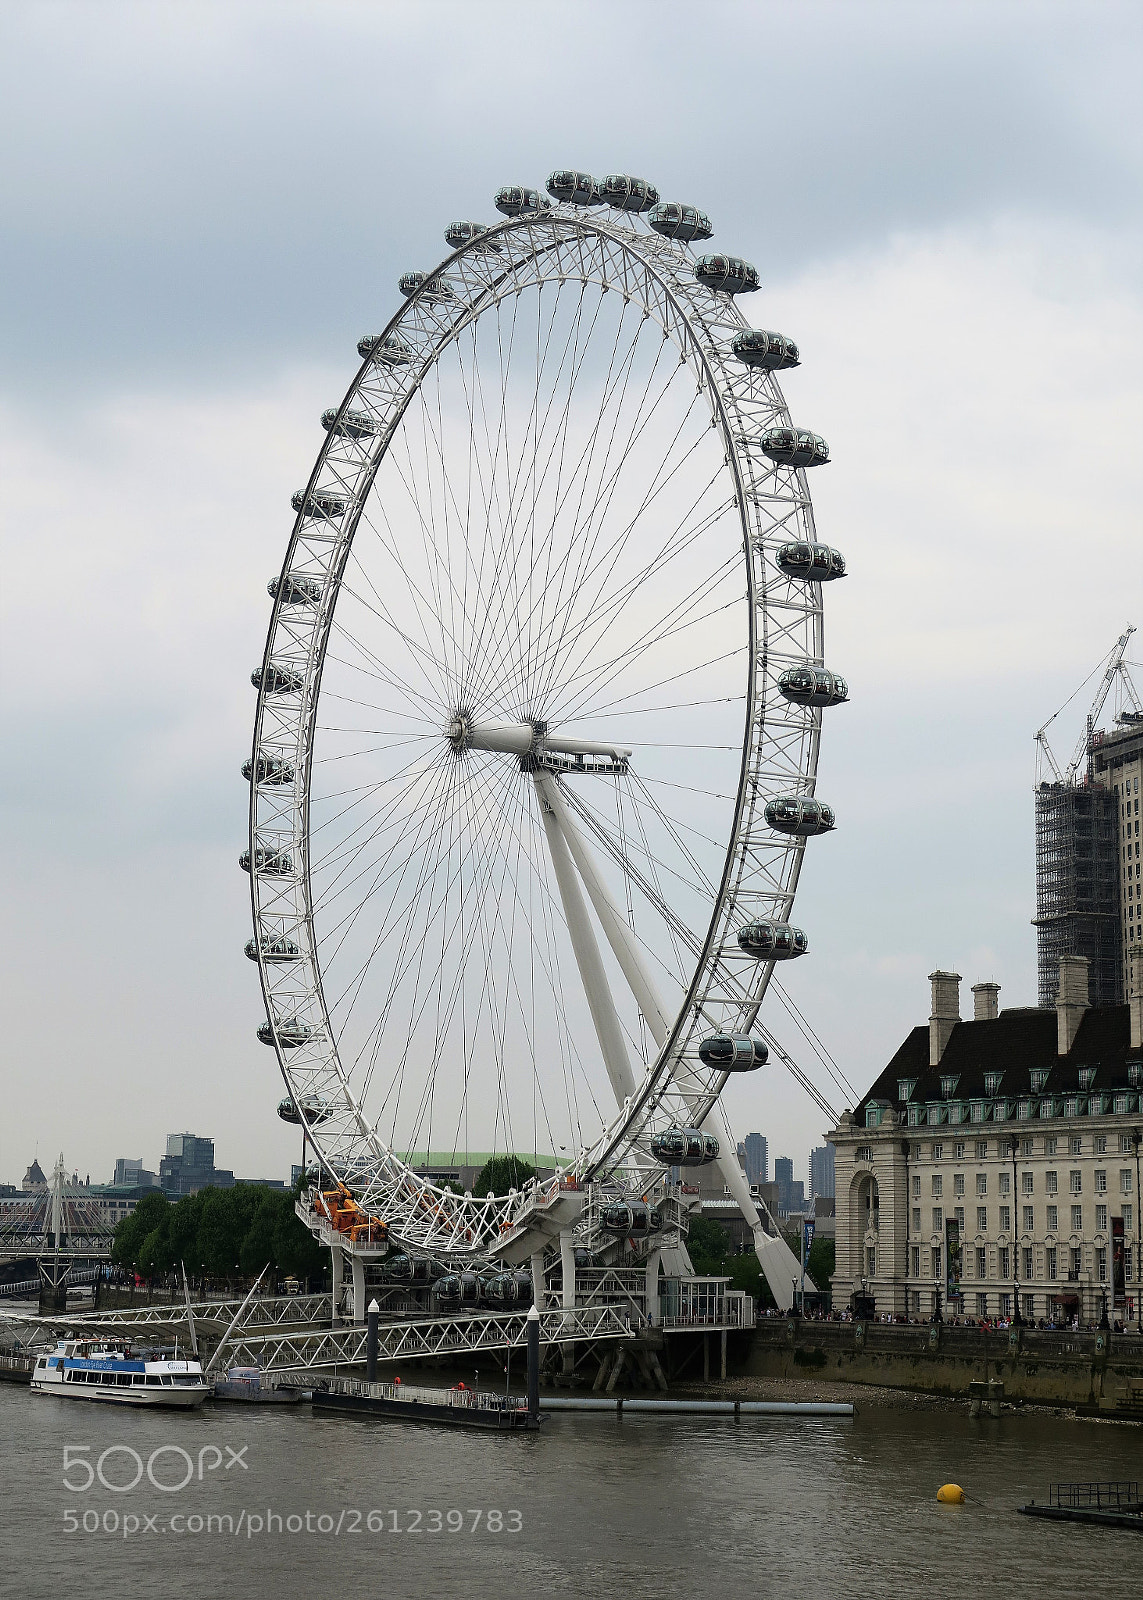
112;1158;158;1189
809;1144;835;1202
159;1133;233;1197
774;1156;804;1214
740;1132;768;1187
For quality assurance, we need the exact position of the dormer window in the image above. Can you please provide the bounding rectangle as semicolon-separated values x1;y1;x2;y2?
1129;1063;1142;1088
984;1072;1003;1096
1077;1067;1096;1091
898;1078;916;1103
1030;1068;1050;1092
865;1104;883;1129
940;1075;960;1098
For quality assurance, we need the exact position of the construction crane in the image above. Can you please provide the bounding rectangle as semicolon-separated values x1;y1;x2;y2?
1035;625;1140;786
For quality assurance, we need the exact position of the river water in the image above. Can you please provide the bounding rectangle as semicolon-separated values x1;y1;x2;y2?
2;1381;1140;1599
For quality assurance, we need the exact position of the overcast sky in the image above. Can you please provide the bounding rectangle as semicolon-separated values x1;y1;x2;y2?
2;0;1141;1190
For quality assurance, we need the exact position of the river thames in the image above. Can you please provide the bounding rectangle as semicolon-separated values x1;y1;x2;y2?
2;1382;1141;1600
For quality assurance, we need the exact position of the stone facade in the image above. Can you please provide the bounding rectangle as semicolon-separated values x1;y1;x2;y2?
831;955;1143;1323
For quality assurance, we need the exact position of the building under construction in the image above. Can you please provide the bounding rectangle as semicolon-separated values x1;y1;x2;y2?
1033;629;1143;1009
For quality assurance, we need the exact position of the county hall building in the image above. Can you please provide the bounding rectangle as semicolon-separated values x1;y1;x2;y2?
830;951;1143;1323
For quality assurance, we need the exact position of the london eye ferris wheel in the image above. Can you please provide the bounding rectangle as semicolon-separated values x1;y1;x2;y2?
243;169;847;1291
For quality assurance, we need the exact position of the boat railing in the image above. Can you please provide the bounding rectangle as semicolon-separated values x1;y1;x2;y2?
321;1375;526;1411
1049;1481;1141;1510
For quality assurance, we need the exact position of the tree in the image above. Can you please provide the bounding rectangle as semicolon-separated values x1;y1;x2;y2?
111;1191;169;1270
471;1155;536;1197
685;1216;732;1273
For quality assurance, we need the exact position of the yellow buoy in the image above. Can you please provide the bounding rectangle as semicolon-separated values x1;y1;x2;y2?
937;1484;965;1505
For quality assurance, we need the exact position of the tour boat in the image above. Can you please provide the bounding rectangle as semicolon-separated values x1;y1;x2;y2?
31;1339;210;1409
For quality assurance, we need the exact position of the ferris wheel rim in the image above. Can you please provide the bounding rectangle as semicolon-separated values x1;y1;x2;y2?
248;199;825;1256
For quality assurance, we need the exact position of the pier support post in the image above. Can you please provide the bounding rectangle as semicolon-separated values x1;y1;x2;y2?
721;1328;727;1380
330;1243;343;1323
644;1247;662;1327
526;1305;540;1426
351;1255;365;1323
366;1300;379;1382
703;1334;709;1382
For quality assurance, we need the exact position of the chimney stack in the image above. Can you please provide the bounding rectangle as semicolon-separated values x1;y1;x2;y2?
1056;954;1090;1056
929;970;962;1066
971;981;1001;1022
1129;947;1143;1052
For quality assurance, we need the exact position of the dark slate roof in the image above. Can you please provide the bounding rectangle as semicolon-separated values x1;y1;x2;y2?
857;1004;1140;1109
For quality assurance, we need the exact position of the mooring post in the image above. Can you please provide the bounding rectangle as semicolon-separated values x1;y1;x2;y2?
526;1304;540;1425
366;1299;379;1383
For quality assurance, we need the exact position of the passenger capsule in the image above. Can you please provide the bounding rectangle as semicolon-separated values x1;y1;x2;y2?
291;488;347;519
736;921;809;960
572;1247;599;1269
268;573;323;606
244;932;300;962
239;845;293;876
697;1034;769;1071
494;186;552;217
758;427;829;468
251;662;304;694
444;220;501;251
433;1271;481;1305
358;333;412;365
775;542;846;582
647;201;712;242
398;270;455;301
257;1017;315;1049
482;1270;531;1306
384;1253;412;1283
732;329;800;371
546;170;602;206
600;1202;662;1236
777;666;849;708
649;1128;720;1166
321;407;377;440
599;174;659;212
694;254;759;295
276;1094;330;1126
242;752;294;785
764;795;836;836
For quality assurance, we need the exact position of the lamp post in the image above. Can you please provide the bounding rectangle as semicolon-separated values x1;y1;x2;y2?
1010;1137;1023;1326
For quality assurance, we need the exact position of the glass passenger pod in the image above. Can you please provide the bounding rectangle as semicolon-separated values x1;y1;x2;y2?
244;933;300;962
697;1034;769;1071
764;795;836;836
268;573;323;607
758;427;830;468
736;921;809;959
444;220;501;250
291;488;347;520
257;1018;314;1049
493;186;552;217
320;408;377;441
398;271;455;301
239;845;293;876
647;202;713;242
693;255;760;295
241;752;295;785
649;1128;720;1166
433;1271;482;1304
251;663;305;694
600;1202;663;1236
777;666;849;708
546;171;602;206
276;1094;330;1126
357;333;413;365
775;542;846;582
732;329;800;371
599;174;660;212
483;1270;532;1305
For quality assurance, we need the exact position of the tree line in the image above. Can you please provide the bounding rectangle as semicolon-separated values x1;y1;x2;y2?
111;1182;326;1284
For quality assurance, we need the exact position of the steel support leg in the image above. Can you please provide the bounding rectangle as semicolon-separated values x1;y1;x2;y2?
330;1243;343;1323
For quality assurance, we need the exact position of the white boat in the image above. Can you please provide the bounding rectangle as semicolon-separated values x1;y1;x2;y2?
31;1338;210;1409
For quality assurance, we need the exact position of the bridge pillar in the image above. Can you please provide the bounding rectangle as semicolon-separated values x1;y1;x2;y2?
560;1230;576;1310
644;1248;662;1327
330;1243;343;1322
351;1254;365;1323
530;1251;547;1311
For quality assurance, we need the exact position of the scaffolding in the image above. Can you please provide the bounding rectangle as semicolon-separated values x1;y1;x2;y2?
1033;780;1120;1009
